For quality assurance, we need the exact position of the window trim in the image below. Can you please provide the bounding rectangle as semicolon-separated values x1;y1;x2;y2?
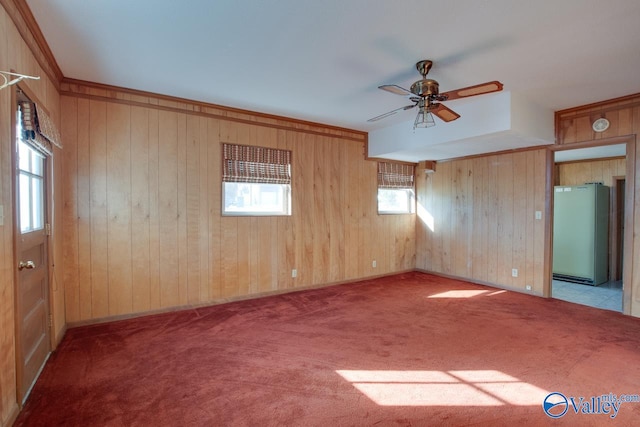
221;182;292;217
376;161;416;215
221;143;293;217
377;188;415;215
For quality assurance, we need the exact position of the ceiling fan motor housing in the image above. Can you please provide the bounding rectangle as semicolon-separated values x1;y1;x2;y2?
410;79;439;97
368;59;502;124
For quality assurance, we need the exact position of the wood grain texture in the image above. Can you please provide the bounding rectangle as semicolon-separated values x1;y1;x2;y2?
130;106;151;313
60;94;416;324
558;158;626;187
0;3;64;425
59;78;366;143
415;150;547;294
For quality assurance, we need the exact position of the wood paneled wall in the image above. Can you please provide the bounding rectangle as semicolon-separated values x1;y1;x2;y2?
557;158;626;187
0;2;64;426
556;94;640;317
60;89;415;323
416;150;547;294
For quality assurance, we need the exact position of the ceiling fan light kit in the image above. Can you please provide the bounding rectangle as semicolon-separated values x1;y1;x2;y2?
414;108;435;129
369;59;504;129
413;98;435;129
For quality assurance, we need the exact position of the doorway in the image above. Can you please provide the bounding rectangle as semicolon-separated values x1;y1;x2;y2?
14;108;51;404
550;144;627;312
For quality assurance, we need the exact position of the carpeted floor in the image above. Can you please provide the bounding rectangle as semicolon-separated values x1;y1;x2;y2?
14;272;640;426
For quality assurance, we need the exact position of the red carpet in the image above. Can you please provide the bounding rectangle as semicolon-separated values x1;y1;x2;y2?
15;272;640;426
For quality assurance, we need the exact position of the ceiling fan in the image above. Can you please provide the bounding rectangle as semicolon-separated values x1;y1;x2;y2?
368;59;503;129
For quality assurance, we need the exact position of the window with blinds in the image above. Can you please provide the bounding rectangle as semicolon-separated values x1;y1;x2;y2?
377;161;415;214
222;143;292;216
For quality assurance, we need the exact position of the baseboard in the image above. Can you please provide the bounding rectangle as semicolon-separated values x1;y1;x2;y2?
414;269;545;298
66;269;415;329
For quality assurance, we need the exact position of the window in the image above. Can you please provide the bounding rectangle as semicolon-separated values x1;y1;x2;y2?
18;139;46;233
222;143;292;216
377;161;415;214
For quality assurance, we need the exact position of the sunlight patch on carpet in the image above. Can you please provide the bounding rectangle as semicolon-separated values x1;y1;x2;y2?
427;290;490;298
336;370;549;407
485;290;508;296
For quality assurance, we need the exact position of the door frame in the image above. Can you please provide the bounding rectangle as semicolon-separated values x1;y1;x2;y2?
610;176;625;282
11;84;55;405
546;135;635;315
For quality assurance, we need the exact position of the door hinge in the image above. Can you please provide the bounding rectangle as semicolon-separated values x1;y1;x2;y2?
48;314;53;328
45;223;51;236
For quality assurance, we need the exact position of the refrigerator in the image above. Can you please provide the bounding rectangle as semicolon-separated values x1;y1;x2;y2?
553;183;609;285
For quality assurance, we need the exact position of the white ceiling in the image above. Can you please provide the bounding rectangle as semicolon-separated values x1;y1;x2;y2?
26;0;640;159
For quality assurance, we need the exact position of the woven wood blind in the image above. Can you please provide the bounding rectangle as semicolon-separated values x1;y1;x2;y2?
36;104;62;149
19;100;63;155
223;143;291;184
20;102;51;155
377;161;415;189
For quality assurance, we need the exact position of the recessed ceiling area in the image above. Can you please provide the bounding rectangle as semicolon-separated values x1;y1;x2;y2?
25;0;640;161
368;92;554;162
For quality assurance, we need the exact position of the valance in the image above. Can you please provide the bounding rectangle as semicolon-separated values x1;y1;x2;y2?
223;143;291;185
19;100;63;155
377;162;414;189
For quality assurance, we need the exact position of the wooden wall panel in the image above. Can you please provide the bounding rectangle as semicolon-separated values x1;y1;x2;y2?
147;108;161;309
76;98;91;320
556;94;639;317
157;110;180;307
61;96;78;321
130;106;151;312
106;102;132;315
60;91;415;324
416;150;547;294
558;158;626;187
88;100;109;318
0;3;64;425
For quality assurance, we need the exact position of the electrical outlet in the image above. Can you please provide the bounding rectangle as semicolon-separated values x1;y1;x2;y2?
372;260;377;268
535;211;542;220
291;269;297;278
525;284;532;291
512;268;518;278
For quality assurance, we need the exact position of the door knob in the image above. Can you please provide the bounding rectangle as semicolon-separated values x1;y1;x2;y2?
18;261;35;271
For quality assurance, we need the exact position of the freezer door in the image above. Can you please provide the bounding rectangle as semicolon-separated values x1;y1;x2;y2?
553;185;595;280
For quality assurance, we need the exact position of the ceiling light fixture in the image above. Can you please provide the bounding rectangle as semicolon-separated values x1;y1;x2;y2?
368;59;503;130
414;100;435;130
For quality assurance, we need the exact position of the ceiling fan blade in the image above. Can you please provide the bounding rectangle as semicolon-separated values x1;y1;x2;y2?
430;103;461;122
379;84;413;96
440;81;503;101
367;103;417;122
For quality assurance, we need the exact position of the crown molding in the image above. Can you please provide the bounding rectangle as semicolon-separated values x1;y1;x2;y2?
0;0;64;86
556;92;640;117
60;78;368;142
